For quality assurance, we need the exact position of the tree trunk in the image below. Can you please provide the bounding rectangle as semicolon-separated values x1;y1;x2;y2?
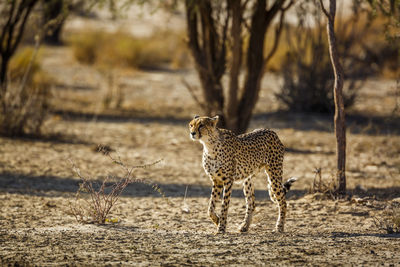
0;55;9;89
321;0;346;194
197;68;224;116
185;0;290;133
0;0;38;90
185;0;226;122
42;0;65;44
226;0;242;132
236;0;284;133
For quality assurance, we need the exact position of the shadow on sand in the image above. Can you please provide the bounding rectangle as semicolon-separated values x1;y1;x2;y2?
330;231;400;239
253;111;400;135
3;132;91;146
53;109;189;126
53;109;400;136
0;171;303;199
1;172;399;200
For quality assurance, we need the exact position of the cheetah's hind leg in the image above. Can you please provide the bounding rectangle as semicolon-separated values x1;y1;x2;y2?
267;182;278;204
264;166;287;233
239;177;255;232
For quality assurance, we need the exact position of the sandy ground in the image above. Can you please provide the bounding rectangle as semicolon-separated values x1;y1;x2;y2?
1;45;400;266
1;192;400;266
1;8;400;265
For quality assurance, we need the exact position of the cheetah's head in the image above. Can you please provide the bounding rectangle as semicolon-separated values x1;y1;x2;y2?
189;115;219;141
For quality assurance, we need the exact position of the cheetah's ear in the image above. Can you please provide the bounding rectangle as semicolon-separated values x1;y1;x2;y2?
210;115;219;127
194;115;200;119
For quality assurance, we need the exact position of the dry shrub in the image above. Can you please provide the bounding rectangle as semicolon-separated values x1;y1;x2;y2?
0;46;52;136
0;85;50;136
266;4;399;79
271;2;399;112
71;171;131;224
8;47;42;82
69;148;164;224
308;168;338;199
274;3;370;113
360;14;400;79
68;31;103;64
67;30;191;70
374;203;400;234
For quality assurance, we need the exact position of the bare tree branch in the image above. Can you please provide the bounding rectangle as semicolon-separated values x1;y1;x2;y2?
319;0;330;18
10;1;36;55
282;0;295;11
1;0;39;88
181;78;207;112
263;1;294;67
185;0;202;65
0;0;16;52
241;0;250;10
216;3;230;80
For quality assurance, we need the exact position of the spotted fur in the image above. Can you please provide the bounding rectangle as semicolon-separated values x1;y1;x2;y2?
189;115;296;233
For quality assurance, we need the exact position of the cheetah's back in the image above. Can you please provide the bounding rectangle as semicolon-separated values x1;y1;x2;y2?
234;129;284;179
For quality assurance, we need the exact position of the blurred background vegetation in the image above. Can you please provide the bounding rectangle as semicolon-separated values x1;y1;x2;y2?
0;0;398;136
66;29;190;69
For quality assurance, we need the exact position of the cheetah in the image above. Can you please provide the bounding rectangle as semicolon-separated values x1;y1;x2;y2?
189;115;297;234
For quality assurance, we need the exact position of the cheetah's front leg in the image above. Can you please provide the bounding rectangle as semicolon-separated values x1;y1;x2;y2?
208;180;223;226
217;179;233;233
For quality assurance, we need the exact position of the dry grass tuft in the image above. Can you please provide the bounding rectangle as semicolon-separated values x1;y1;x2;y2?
8;46;53;88
67;29;191;70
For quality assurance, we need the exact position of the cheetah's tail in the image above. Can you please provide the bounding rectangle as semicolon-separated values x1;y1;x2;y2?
283;177;297;195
